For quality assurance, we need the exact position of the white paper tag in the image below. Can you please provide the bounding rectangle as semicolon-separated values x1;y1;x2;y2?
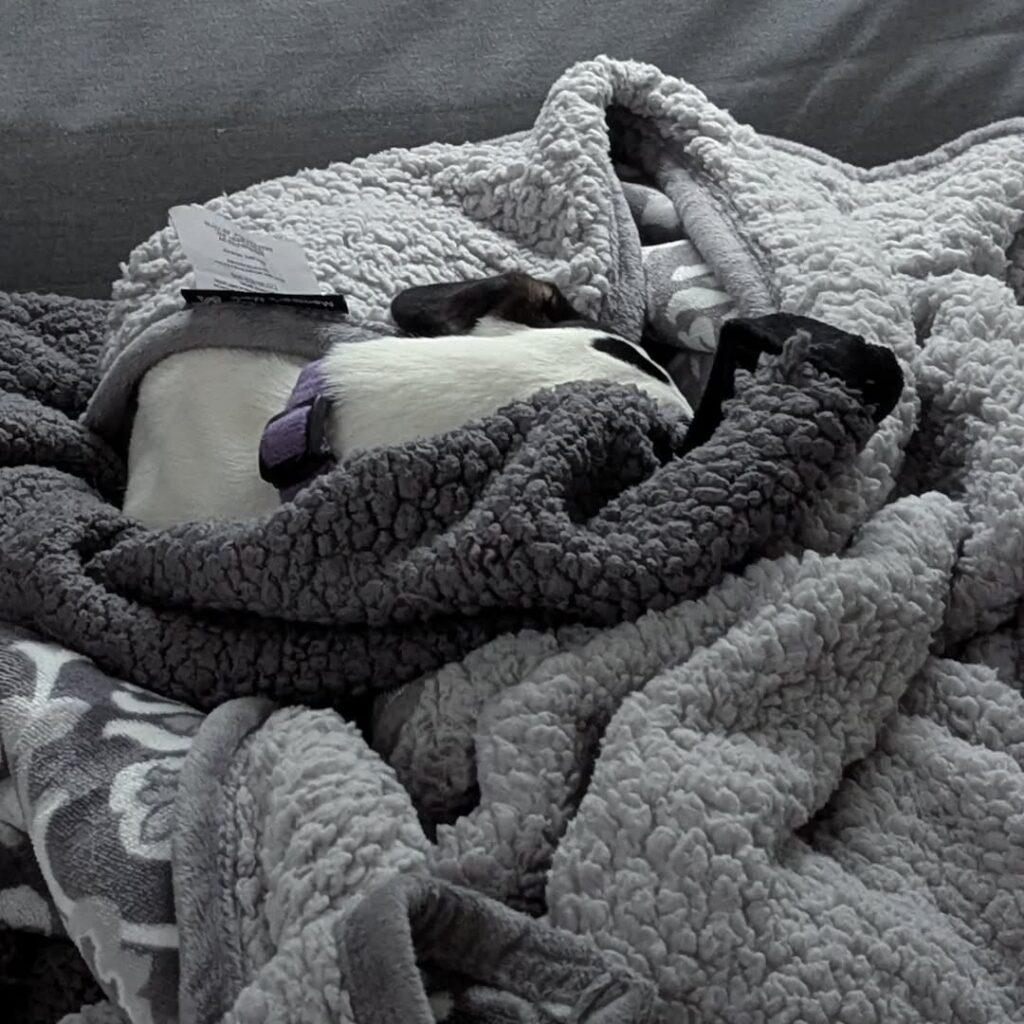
169;205;319;294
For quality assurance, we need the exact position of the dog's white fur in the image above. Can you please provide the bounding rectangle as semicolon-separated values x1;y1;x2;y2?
123;318;691;528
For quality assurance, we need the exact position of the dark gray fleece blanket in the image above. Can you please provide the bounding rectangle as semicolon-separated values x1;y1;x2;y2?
0;295;877;713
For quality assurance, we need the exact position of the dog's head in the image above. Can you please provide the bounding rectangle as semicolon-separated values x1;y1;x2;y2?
390;271;600;336
389;271;686;407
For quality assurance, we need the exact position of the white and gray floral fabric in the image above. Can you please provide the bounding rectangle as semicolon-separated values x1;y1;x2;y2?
620;174;737;403
0;626;202;1024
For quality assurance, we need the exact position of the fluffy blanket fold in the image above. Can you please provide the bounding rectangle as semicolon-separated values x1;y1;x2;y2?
4;308;886;713
3;55;1024;1024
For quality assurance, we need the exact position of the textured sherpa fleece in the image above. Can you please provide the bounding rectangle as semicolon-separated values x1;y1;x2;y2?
1;291;885;710
173;698;656;1024
100;56;1024;612
2;54;1024;1024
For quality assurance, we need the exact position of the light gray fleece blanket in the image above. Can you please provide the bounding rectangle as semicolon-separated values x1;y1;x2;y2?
3;55;1024;1023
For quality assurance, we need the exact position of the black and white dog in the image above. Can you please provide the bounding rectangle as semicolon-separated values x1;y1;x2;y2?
122;271;902;528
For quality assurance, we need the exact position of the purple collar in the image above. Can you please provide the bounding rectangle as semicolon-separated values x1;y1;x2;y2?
258;359;336;501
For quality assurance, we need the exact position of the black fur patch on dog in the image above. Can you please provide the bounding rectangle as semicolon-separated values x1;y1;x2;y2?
391;271;582;336
591;336;672;384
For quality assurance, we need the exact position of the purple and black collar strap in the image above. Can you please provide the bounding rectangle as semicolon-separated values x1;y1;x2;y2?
258;359;336;502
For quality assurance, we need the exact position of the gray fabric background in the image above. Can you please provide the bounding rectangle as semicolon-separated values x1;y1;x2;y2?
3;0;1024;297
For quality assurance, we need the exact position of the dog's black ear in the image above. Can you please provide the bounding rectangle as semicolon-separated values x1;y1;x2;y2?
684;313;903;454
681;315;791;452
801;333;904;423
390;271;582;336
716;314;816;370
730;314;903;423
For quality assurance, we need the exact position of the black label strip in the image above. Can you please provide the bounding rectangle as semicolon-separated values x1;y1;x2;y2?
181;289;348;313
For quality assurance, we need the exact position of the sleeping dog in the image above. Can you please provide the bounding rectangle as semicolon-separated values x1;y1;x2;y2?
122;271;903;529
122;272;692;528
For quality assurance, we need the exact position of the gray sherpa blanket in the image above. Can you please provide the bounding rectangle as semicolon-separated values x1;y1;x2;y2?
3;55;1024;1023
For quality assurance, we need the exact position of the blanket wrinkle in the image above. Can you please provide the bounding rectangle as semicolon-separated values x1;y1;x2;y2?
960;600;1024;691
166;697;656;1024
0;292;108;416
426;493;962;911
178;702;432;1022
893;270;1024;646
342;875;657;1024
543;495;999;1020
